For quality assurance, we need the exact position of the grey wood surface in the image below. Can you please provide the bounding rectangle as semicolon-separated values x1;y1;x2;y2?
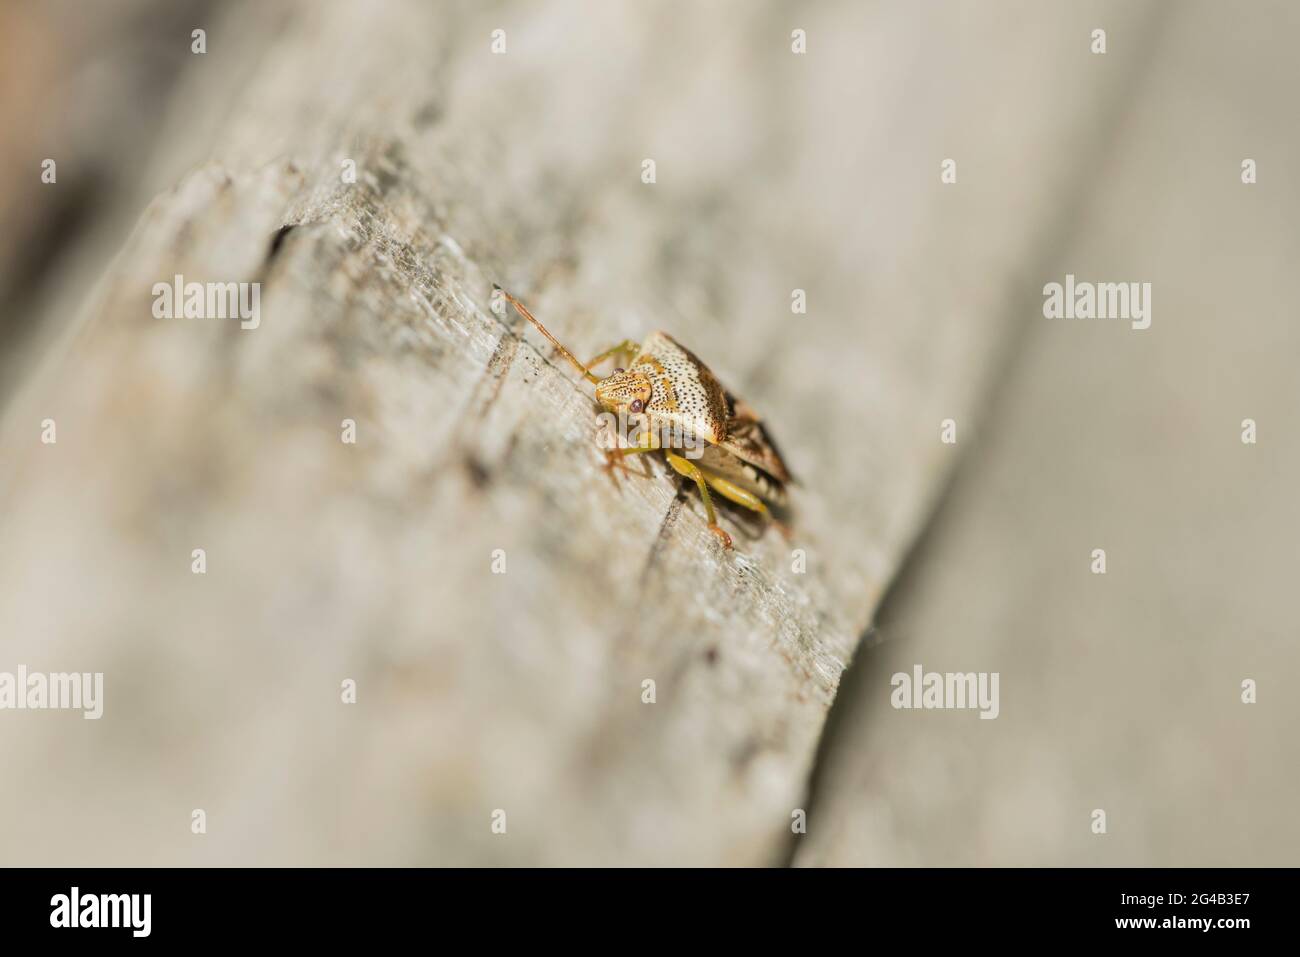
796;0;1300;866
0;0;1155;864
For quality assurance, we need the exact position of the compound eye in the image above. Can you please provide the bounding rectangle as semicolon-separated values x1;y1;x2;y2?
629;399;644;414
613;367;625;374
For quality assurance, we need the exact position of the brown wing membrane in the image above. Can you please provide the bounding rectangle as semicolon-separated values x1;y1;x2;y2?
718;393;795;486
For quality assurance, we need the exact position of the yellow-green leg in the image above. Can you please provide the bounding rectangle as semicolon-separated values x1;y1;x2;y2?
698;467;792;539
603;430;657;477
665;451;732;549
585;339;641;370
697;470;769;516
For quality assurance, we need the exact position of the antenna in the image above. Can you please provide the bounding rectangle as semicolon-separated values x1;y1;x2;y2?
496;286;599;384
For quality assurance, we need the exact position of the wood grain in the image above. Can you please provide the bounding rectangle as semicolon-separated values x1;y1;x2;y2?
0;0;1150;864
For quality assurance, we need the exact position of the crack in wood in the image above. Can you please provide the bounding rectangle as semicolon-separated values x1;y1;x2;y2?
639;484;688;586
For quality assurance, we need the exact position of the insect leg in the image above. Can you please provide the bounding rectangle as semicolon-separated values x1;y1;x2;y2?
603;429;658;478
664;451;733;550
697;469;770;516
585;339;641;370
605;444;656;474
609;445;656;459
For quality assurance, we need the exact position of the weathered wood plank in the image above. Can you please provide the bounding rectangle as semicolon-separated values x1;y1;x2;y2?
0;0;1150;864
795;0;1300;867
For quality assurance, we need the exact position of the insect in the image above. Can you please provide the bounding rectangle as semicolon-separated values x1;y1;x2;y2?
497;287;794;549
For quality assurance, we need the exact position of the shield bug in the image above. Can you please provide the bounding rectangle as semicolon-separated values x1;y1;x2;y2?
496;287;793;549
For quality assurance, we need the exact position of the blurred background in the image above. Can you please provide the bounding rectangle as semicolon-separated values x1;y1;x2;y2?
1;0;1296;866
